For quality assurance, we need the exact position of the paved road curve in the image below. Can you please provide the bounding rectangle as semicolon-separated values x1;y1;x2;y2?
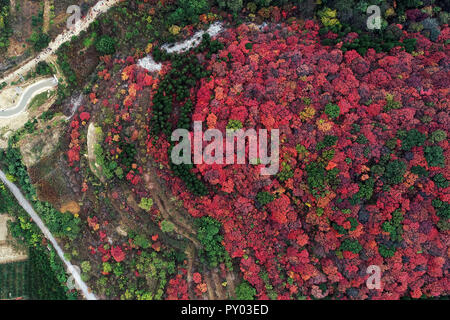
0;78;57;118
0;169;97;300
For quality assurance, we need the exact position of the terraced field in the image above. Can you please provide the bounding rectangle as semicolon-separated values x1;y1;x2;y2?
0;260;30;299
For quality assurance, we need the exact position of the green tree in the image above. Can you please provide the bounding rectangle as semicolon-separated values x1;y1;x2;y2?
324;103;340;120
0;2;12;52
339;238;362;254
81;261;92;273
400;129;426;151
168;0;209;26
430;130;447;143
379;244;396;258
424;146;445;168
383;160;406;185
28;32;50;51
95;35;116;55
226;119;243;131
432;173;449;189
227;0;243;13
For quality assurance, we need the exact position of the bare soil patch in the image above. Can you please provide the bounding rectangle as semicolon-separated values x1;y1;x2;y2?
0;215;28;264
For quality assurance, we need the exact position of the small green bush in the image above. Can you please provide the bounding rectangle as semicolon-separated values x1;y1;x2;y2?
161;220;175;233
256;191;274;206
432;173;449;189
226;119;243;131
139;198;154;211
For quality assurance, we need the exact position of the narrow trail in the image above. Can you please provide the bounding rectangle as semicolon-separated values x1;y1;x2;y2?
143;170;201;248
0;169;97;300
43;0;51;34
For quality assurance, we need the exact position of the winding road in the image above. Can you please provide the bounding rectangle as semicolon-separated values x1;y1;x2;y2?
0;77;57;118
0;169;97;300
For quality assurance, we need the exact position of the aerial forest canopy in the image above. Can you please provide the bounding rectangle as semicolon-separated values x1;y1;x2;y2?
0;0;448;302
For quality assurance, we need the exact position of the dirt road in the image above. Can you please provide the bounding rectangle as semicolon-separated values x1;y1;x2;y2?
0;169;97;300
0;0;121;85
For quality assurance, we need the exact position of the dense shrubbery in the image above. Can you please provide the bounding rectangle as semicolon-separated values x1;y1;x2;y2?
35;61;52;76
28;32;50;52
134;251;176;300
150;52;207;135
152;35;223;195
168;0;210;26
195;217;231;268
151;34;222;135
28;247;71;299
0;0;12;51
57;48;77;87
0;260;29;299
256;191;274;206
0;247;70;300
312;0;447;56
320;24;418;56
56;44;78;102
156;51;207;195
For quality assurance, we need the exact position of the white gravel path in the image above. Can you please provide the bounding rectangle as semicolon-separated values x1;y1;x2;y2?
138;22;224;72
161;22;223;54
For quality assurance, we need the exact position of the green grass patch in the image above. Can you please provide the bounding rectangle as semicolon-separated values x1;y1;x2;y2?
29;90;55;111
83;32;97;49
